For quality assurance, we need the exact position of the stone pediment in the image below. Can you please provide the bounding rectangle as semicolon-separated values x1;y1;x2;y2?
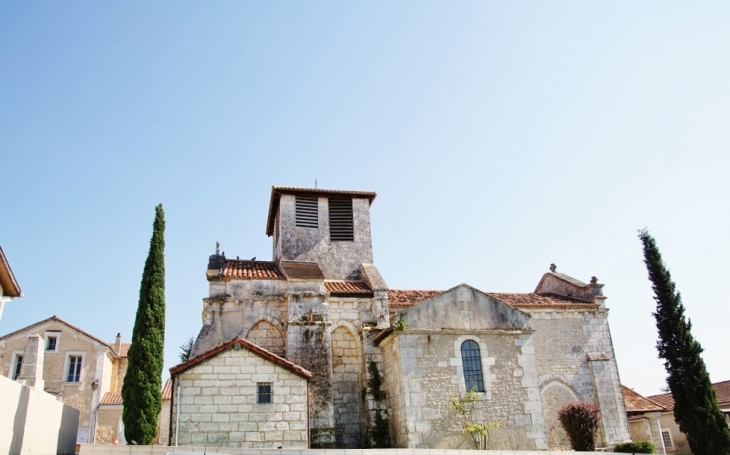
401;283;531;331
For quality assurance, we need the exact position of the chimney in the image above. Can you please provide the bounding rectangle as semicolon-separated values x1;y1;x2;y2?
115;333;122;354
18;334;44;390
207;242;226;280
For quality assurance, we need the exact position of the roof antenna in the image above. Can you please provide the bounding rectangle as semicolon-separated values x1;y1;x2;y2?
315;178;317;189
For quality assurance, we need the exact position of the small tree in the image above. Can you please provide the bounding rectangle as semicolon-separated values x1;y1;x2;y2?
451;387;500;449
558;401;600;451
122;205;166;445
614;440;655;453
178;336;195;363
639;230;730;455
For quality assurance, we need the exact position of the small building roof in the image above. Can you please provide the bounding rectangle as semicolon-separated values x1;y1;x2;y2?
487;293;600;310
117;343;131;358
220;260;285;281
387;289;599;310
162;378;173;400
622;385;666;414
648;380;730;411
100;392;123;405
170;337;312;380
325;280;372;296
281;261;325;280
0;246;21;298
266;186;377;236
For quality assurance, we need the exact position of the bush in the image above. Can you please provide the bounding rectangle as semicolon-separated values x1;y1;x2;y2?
558;401;600;451
614;440;655;453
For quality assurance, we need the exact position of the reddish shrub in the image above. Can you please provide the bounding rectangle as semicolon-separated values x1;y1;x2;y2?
558;401;600;451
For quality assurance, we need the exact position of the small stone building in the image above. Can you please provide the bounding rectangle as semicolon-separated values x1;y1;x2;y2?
169;337;311;448
181;186;631;450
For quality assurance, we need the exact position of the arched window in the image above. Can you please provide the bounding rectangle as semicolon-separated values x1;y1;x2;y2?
461;340;485;392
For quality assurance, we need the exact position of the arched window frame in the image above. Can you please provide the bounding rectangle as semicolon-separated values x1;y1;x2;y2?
461;339;485;393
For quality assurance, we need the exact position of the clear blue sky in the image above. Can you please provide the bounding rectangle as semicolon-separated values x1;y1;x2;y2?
2;2;729;396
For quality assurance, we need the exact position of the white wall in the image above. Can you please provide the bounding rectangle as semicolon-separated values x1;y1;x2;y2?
0;375;79;455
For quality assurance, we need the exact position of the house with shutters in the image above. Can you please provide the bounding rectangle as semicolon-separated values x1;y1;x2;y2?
169;185;631;450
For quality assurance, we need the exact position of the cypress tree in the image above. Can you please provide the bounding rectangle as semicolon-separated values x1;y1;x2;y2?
122;204;166;445
638;230;730;455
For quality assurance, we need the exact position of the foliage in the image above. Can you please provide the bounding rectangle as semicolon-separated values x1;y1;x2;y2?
451;387;500;449
557;401;600;452
639;230;730;455
371;409;390;448
393;314;407;330
614;440;655;453
122;204;166;445
178;336;194;363
364;360;390;448
367;360;385;402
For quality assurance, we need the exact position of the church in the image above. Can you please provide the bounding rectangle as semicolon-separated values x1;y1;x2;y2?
168;186;630;450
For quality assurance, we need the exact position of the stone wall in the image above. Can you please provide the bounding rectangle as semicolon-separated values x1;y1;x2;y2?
524;308;630;449
96;406;122;444
380;330;547;450
172;347;309;448
276;195;373;280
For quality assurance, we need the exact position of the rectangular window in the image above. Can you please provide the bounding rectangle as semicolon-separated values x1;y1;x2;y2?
662;429;673;448
67;356;82;382
46;336;57;351
257;383;272;404
328;198;354;241
295;197;318;228
12;355;23;380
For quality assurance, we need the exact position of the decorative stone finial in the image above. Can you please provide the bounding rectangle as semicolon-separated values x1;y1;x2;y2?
549;263;557;273
590;276;598;285
216;242;220;255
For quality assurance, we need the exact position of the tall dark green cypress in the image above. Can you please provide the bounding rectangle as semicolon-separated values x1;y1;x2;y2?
122;205;165;445
639;230;730;455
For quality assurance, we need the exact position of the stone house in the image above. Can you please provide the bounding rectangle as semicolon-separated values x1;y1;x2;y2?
169;337;311;448
178;185;631;450
626;380;730;455
0;315;168;445
623;385;668;454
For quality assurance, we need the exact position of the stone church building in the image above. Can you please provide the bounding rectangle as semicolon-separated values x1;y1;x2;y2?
168;186;630;450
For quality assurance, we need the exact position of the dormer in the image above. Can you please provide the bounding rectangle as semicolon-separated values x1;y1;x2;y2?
266;186;376;280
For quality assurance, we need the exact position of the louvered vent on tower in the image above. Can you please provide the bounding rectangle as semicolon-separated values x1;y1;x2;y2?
295;197;318;228
329;198;354;241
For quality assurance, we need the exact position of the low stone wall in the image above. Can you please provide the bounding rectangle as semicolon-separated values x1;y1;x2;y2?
0;375;79;455
80;446;610;455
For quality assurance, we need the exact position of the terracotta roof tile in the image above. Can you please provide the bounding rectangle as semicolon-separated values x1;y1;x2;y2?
648;380;730;411
487;293;599;309
281;261;324;280
100;392;122;405
325;281;372;295
221;260;284;280
170;337;311;380
162;378;172;400
388;290;442;308
622;385;666;414
117;343;131;358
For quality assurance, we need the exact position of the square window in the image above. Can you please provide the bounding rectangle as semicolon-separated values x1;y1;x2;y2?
44;332;60;352
257;383;272;404
66;355;83;382
46;336;57;351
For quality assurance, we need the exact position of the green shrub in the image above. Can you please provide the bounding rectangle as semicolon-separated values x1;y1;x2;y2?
558;401;600;451
614;440;655;453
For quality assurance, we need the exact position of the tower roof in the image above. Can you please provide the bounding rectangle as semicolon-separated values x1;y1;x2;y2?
266;186;377;236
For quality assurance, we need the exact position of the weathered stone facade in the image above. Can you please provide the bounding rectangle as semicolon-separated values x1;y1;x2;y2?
183;186;631;450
